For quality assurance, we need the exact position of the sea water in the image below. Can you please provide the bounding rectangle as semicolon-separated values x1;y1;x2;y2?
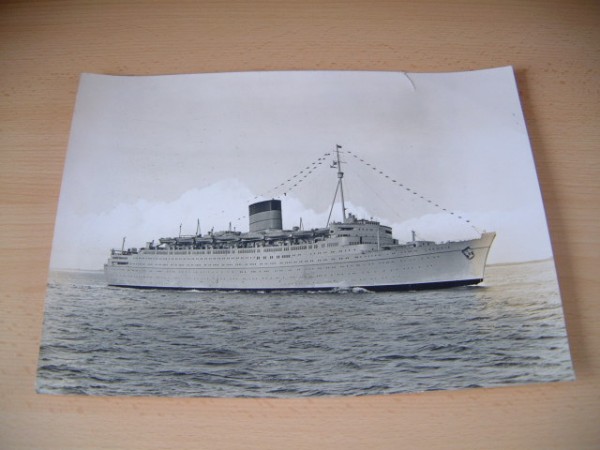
37;260;574;397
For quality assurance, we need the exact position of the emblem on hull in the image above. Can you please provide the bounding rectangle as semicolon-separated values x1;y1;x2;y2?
462;246;475;260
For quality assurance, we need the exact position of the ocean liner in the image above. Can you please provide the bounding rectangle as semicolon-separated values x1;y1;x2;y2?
104;148;495;291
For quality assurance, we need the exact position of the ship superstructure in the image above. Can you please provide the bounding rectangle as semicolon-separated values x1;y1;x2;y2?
105;147;495;291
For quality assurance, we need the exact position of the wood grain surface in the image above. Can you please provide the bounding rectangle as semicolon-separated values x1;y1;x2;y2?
1;1;599;448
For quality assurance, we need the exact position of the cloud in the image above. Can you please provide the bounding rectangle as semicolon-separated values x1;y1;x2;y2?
51;176;553;270
391;207;553;264
51;179;253;270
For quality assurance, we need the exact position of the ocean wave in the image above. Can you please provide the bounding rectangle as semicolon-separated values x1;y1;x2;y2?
37;262;573;397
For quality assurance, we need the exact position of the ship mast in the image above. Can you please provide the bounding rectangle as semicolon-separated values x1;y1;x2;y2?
327;144;347;226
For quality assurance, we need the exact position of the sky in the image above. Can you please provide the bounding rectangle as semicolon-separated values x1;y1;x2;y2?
50;67;555;270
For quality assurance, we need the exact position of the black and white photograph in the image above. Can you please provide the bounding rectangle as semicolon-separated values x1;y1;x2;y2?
37;67;574;397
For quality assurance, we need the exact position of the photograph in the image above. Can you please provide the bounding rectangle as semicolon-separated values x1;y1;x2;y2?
37;67;574;397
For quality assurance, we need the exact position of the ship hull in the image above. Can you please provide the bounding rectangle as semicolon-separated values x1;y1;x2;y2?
104;232;495;292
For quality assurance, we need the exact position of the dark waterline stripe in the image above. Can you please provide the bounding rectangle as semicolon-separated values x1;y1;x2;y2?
108;278;484;293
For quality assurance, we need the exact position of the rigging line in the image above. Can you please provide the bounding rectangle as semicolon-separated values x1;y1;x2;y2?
342;149;481;233
344;162;402;224
251;151;331;202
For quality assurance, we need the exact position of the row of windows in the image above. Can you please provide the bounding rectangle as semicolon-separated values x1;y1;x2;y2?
138;236;446;258
116;243;462;271
114;252;444;272
110;259;441;287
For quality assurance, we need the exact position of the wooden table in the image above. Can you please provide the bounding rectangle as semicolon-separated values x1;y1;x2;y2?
1;1;599;448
